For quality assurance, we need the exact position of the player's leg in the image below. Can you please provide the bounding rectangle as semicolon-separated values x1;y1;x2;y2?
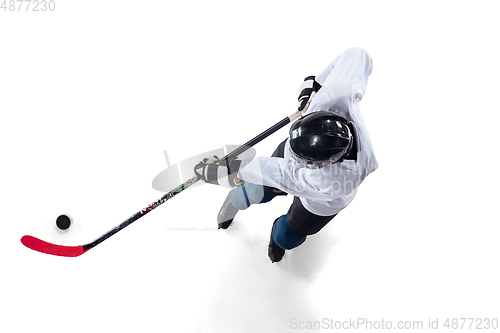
268;197;338;262
268;215;306;263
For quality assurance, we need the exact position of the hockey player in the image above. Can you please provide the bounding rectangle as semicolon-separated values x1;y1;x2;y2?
195;47;378;263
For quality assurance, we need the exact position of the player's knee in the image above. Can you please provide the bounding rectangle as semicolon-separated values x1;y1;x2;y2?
230;182;272;209
230;187;250;210
245;183;266;205
272;215;307;250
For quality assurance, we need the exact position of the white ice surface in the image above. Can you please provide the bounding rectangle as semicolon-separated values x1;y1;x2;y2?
1;1;500;332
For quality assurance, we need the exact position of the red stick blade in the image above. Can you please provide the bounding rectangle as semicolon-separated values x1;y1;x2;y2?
21;235;85;257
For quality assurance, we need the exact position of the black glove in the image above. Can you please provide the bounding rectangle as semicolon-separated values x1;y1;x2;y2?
298;76;322;111
194;156;244;188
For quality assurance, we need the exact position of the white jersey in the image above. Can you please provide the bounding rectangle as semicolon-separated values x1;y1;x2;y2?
238;47;378;216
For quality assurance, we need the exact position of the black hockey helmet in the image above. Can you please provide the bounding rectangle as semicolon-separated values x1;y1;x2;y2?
289;111;353;169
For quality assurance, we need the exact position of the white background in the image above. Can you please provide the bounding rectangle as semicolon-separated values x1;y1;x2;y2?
1;1;499;332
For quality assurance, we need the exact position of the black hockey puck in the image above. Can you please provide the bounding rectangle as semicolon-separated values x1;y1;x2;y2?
56;215;71;230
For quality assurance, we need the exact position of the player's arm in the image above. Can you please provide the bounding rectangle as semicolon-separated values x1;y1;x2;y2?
297;76;322;111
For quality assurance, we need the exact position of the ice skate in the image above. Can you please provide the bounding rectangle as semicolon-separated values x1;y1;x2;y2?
217;189;239;229
268;218;286;263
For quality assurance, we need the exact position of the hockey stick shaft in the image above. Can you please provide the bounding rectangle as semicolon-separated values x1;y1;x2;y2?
219;91;315;162
82;176;201;252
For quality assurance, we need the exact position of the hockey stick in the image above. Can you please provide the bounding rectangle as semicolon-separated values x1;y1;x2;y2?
21;92;316;257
